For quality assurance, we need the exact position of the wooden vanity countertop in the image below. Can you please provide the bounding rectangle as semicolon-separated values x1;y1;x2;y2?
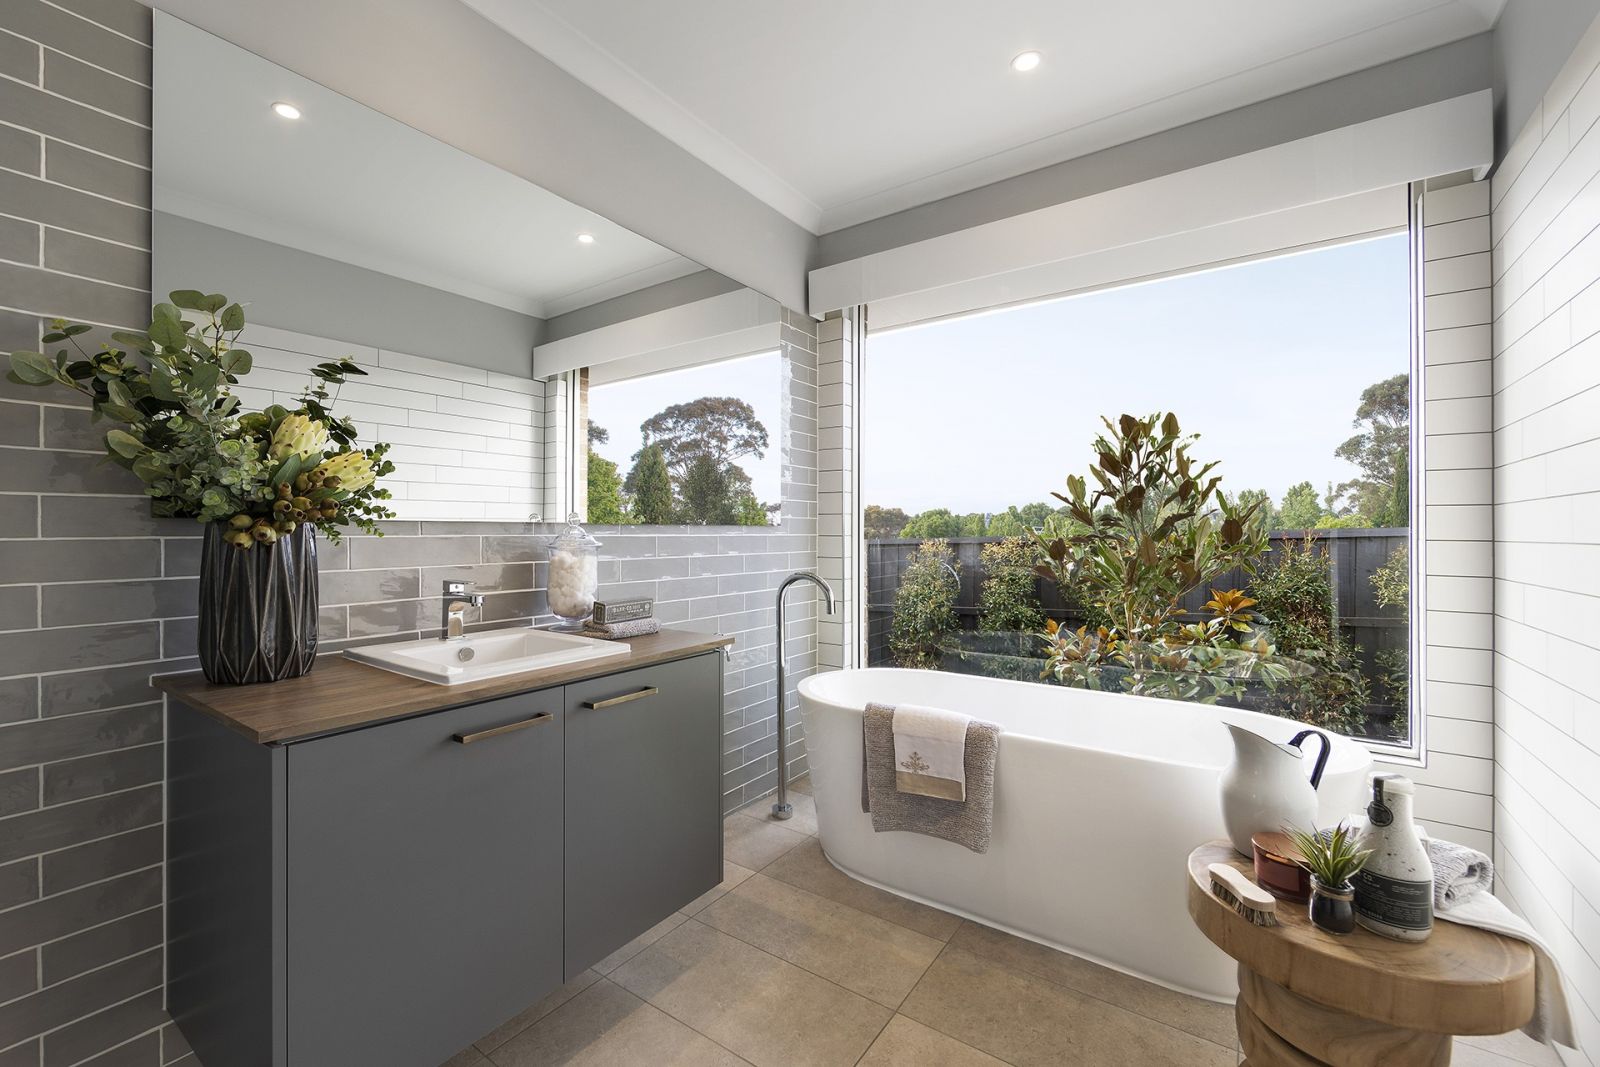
154;627;734;745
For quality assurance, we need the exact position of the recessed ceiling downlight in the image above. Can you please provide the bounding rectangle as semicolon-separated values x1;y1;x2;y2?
1011;50;1042;73
576;233;596;245
271;101;302;120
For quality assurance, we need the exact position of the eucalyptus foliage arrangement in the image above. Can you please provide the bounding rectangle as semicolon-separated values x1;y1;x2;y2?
6;291;394;546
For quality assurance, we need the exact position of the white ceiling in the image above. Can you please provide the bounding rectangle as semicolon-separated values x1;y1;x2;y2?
153;15;700;319
461;0;1505;234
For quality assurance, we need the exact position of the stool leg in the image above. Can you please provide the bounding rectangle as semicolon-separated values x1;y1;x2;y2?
1236;965;1451;1067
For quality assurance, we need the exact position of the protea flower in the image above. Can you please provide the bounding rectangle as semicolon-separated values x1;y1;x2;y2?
269;413;328;462
313;451;376;491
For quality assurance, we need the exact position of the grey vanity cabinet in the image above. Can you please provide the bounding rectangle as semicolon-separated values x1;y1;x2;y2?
285;689;565;1067
166;642;726;1067
563;652;724;977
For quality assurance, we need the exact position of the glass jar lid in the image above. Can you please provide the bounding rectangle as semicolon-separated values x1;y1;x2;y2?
547;512;601;552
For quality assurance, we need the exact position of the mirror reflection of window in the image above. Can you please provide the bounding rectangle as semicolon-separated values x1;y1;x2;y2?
582;352;782;527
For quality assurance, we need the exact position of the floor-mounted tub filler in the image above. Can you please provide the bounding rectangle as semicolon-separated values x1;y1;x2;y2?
797;668;1372;1000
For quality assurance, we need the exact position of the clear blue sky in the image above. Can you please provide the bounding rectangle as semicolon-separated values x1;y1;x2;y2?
587;350;783;505
863;234;1410;516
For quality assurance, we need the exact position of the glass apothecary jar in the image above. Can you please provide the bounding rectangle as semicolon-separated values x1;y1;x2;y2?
546;513;600;630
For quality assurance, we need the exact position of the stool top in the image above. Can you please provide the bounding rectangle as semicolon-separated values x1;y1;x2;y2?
1187;841;1535;1035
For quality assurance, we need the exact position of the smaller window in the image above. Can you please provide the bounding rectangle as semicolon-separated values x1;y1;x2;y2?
582;351;782;527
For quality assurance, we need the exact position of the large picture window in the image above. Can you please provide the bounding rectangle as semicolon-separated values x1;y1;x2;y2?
583;351;782;526
862;235;1416;745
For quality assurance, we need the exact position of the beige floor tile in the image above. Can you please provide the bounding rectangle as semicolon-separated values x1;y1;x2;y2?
474;970;603;1053
593;911;689;975
1453;1031;1565;1066
612;919;892;1067
762;837;962;941
857;1015;1007;1066
741;790;819;835
900;945;1236;1066
723;812;808;870
490;978;750;1066
682;860;757;916
788;773;812;795
948;920;1237;1048
440;1047;489;1067
698;874;943;1008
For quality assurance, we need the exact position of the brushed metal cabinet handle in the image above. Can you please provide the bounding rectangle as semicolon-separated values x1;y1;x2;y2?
452;711;553;744
582;686;660;710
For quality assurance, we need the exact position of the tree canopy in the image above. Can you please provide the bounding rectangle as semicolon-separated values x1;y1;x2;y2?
638;396;768;478
628;445;674;525
1333;373;1408;520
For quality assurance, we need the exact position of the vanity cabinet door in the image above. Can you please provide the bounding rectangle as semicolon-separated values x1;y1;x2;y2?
563;652;723;977
285;690;564;1067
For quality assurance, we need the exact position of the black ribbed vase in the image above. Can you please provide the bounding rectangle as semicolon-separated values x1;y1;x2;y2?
198;521;319;684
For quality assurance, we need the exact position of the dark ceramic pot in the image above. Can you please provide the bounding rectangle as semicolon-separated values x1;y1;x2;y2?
198;521;318;684
1309;876;1356;935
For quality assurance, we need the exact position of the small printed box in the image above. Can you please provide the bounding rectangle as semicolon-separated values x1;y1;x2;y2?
593;598;654;625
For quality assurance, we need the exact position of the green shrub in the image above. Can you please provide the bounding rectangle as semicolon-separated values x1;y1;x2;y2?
1370;545;1409;709
978;538;1046;632
889;540;959;669
1250;534;1369;733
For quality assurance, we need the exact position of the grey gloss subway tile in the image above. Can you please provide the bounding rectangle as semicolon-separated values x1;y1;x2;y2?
40;824;160;896
0;621;159;676
0;538;159;584
347;599;425;637
40;403;101;450
160;536;201;576
0;678;38;724
159;616;194;659
0;767;38;818
0;948;159;1049
0;162;147;248
0;125;40;176
349;535;479;569
40;909;160;988
2;0;149;78
0;215;39;266
0;77;148;171
0;856;38;910
0;29;38;82
0;949;36;1006
41;661;180;717
0;585;38;630
318;567;420;605
43;987;165;1066
0;258;147;327
41;742;162;805
41;0;151;44
43;228;150;290
0;867;157;956
42;50;150;125
41;578;196;626
0;783;161;865
0;401;41;447
3;703;162;771
0;447;140;494
43;140;150;209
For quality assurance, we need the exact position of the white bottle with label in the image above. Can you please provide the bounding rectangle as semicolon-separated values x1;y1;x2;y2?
1353;773;1434;941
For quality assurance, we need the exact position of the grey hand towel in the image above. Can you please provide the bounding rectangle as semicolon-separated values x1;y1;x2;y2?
860;702;998;854
1426;836;1493;909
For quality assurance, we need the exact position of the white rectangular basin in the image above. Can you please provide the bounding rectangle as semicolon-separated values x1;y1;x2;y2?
344;627;630;685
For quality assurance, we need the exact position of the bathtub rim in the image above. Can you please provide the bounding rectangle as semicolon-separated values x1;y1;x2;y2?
798;666;1371;778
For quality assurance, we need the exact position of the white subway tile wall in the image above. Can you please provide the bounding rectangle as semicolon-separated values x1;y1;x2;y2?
815;310;861;671
1410;179;1497;856
1492;11;1600;1062
231;322;550;521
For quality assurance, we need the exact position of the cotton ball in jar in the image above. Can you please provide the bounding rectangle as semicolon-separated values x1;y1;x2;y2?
548;548;598;619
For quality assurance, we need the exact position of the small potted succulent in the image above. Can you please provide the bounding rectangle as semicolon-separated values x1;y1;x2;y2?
7;291;394;684
1285;823;1372;934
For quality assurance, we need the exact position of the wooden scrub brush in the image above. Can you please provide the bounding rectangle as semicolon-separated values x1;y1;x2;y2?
1208;863;1278;927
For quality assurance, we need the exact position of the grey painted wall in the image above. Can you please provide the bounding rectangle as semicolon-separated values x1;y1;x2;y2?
142;0;814;311
153;212;546;377
543;268;745;343
1492;0;1600;161
815;34;1494;266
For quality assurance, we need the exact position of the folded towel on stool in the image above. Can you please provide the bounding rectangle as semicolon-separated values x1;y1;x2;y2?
860;703;998;854
1438;891;1576;1048
890;703;973;800
581;617;659;640
1425;836;1493;909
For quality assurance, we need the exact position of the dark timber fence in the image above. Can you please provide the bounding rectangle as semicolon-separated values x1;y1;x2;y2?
865;529;1408;682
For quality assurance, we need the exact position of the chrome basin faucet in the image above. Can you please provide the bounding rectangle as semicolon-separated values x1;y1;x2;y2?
442;580;484;640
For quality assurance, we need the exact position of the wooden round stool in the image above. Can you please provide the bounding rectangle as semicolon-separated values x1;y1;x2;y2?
1187;841;1536;1066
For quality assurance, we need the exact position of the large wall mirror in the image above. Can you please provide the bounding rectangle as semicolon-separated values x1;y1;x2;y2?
152;14;784;526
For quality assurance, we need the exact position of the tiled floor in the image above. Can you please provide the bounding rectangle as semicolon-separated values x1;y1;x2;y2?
443;775;1565;1066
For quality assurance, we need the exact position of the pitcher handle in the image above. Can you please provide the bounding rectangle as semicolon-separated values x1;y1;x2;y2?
1288;729;1332;790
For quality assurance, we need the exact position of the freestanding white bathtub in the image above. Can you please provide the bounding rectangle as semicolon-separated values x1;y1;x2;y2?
797;668;1372;1001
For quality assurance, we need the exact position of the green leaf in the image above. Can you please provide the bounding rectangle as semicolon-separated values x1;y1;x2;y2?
220;303;245;332
220;348;251;375
8;351;55;385
271;454;301;487
98;403;140;423
105;429;144;458
131;453;168;483
40;331;67;344
148;313;187;350
188;363;221;397
62;323;93;337
199;293;227;314
106;379;134;408
148;365;181;403
169;290;208;311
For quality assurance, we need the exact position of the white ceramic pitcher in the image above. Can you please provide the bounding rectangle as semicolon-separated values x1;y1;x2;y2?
1219;723;1332;856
